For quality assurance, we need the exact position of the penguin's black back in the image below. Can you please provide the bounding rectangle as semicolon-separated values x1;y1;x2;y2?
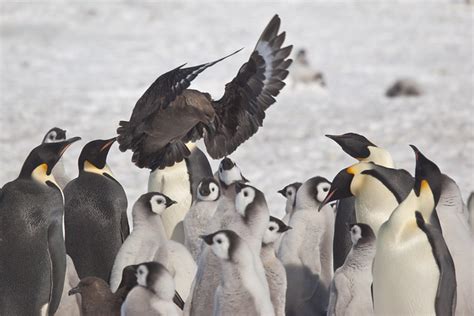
0;178;64;315
64;172;127;282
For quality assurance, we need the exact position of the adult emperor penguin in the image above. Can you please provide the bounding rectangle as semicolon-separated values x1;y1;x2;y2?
325;132;394;271
261;216;292;316
278;181;302;224
117;15;292;170
122;262;182;316
327;223;376;316
110;192;176;291
183;177;221;260
148;144;212;243
42;127;71;189
64;137;129;281
373;146;456;316
278;176;333;316
0;136;80;315
110;192;196;302
201;230;275;316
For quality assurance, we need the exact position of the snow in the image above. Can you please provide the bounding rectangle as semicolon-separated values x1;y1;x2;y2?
1;1;472;219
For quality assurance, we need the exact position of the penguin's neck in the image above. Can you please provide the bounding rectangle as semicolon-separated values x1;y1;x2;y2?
386;192;420;241
346;241;376;268
82;161;115;179
260;242;277;262
364;146;395;168
29;163;61;189
133;211;167;237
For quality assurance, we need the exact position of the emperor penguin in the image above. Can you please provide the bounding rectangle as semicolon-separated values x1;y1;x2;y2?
64;138;129;282
186;182;269;316
261;216;292;316
201;230;275;316
183;177;221;261
327;223;376;316
278;176;333;316
0;137;80;315
42;127;71;189
278;181;302;224
110;192;196;302
148;144;213;243
122;262;182;316
325;132;394;271
68;277;122;316
110;192;176;291
373;146;456;316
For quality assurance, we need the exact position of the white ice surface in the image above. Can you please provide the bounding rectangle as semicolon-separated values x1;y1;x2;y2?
1;1;472;220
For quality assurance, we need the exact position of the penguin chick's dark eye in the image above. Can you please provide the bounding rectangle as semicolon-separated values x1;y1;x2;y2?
49;135;54;140
243;191;248;197
211;188;215;192
323;187;329;192
216;239;222;244
269;227;275;231
288;191;292;196
158;200;163;204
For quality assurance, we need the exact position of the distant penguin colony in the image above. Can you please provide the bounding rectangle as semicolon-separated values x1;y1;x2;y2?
1;13;473;316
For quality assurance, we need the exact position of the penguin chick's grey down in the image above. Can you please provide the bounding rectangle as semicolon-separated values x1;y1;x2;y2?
184;177;221;260
261;216;292;316
64;137;129;281
202;230;275;316
0;136;80;316
327;223;376;316
117;15;293;170
278;182;302;224
121;262;182;316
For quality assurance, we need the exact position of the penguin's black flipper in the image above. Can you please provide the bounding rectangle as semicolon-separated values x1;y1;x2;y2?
333;197;356;271
205;15;293;159
120;210;130;242
173;290;185;310
47;220;67;315
415;211;457;316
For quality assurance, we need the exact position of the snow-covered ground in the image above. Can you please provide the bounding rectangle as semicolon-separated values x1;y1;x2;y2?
1;1;472;219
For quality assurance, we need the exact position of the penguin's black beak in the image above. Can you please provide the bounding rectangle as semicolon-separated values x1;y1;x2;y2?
200;234;214;245
68;286;81;296
165;198;177;208
280;225;292;233
100;137;117;152
277;188;286;197
58;136;82;157
319;168;355;211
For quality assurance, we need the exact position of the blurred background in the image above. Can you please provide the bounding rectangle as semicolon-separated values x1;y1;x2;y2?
1;0;472;218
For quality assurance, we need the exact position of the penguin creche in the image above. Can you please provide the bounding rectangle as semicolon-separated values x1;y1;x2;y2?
202;230;275;316
0;137;80;316
121;262;182;316
261;216;291;316
64;137;129;281
327;223;376;316
184;177;221;260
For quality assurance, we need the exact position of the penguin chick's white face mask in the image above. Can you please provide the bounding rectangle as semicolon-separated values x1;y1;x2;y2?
150;195;168;215
197;182;220;201
219;165;244;186
350;225;362;245
235;187;256;216
136;265;149;287
210;233;230;260
263;222;280;244
316;182;331;203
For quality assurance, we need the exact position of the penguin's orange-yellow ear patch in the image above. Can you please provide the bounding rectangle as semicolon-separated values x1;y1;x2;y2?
347;166;356;175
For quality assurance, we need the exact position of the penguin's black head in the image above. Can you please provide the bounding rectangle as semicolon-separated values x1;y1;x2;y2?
218;157;248;187
349;223;375;245
235;183;268;220
319;167;355;210
197;177;220;201
78;137;116;171
303;176;332;205
68;277;109;297
263;216;292;245
270;216;292;233
118;264;138;291
326;133;376;160
136;192;176;215
200;230;240;261
277;182;302;198
136;262;172;293
20;137;81;179
410;145;442;205
42;127;67;144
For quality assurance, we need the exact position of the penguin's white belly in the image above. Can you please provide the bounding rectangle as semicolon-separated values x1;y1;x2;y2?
374;229;439;315
148;161;192;243
345;269;373;316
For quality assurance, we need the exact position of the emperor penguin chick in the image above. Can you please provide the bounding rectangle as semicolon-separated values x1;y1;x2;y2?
278;176;333;316
110;192;176;291
261;216;292;316
202;230;275;316
64;137;129;281
42;127;71;189
184;177;221;261
327;224;376;316
122;262;182;316
278;182;302;224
